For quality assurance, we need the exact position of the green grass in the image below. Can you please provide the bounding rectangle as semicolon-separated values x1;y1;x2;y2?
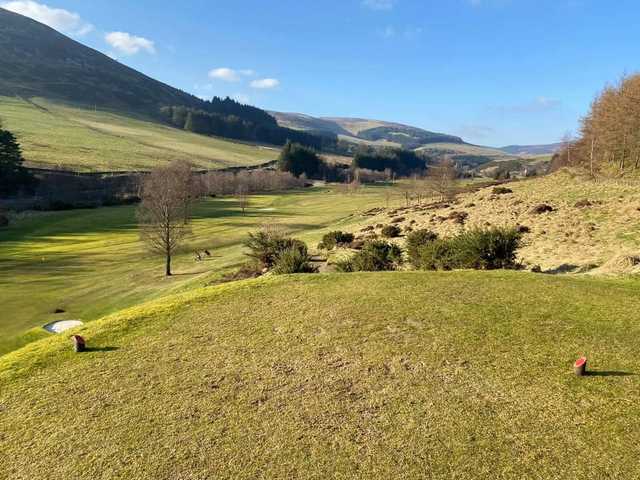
0;185;390;355
1;271;640;478
0;96;277;171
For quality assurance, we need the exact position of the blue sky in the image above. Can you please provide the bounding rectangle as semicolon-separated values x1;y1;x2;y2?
3;0;640;146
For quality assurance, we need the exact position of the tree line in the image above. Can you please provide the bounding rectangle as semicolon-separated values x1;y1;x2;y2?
160;100;334;150
553;73;640;176
352;147;428;176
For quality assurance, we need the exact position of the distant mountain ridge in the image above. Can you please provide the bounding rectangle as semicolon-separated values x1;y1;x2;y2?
499;143;561;156
270;112;464;149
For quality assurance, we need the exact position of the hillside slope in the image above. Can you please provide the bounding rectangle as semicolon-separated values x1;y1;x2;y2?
352;171;640;272
0;96;276;171
0;7;203;113
2;272;640;479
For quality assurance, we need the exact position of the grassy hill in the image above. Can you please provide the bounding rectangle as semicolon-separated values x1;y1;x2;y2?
0;96;276;171
2;271;640;478
0;185;391;355
0;8;311;172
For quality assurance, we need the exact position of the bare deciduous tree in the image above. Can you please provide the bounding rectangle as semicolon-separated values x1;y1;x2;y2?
425;159;458;201
236;184;249;216
137;161;196;276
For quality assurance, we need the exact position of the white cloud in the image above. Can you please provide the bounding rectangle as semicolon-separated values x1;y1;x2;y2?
362;0;396;11
250;78;280;89
208;68;255;82
1;0;93;36
105;31;156;55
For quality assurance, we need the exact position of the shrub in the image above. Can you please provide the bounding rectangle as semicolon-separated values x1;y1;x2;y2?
448;211;469;224
531;204;554;214
220;262;264;283
381;225;402;238
415;239;457;270
337;240;403;272
319;231;355;250
492;186;513;195
574;199;593;208
406;229;438;267
245;227;307;268
272;248;318;275
415;227;522;271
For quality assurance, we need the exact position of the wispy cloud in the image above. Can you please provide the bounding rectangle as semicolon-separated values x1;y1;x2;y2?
456;124;495;140
378;25;423;39
490;96;562;114
362;0;396;11
105;31;155;55
250;78;280;89
208;68;255;82
1;0;93;36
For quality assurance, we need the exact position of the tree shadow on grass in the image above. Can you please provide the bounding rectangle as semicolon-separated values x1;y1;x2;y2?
587;370;635;377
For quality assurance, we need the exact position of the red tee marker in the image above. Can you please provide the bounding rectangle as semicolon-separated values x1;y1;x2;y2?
574;357;587;376
70;335;86;353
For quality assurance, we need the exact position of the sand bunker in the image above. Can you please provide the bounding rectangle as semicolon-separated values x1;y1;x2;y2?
43;320;84;334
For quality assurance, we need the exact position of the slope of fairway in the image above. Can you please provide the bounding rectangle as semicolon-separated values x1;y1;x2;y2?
1;271;640;479
0;96;276;171
0;185;390;355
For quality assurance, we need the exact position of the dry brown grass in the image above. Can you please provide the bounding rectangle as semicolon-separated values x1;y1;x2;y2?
348;171;640;273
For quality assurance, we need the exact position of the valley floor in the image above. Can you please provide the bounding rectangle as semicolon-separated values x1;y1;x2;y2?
0;185;390;355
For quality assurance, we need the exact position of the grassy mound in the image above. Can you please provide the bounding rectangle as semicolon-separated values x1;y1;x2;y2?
0;96;276;171
2;272;640;479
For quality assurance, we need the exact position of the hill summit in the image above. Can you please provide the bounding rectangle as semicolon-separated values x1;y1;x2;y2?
0;7;204;113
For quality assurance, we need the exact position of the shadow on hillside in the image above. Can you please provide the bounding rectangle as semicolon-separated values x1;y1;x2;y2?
84;346;119;353
587;370;635;377
544;263;598;275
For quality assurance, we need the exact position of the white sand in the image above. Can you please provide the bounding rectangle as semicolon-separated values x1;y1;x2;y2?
43;320;84;334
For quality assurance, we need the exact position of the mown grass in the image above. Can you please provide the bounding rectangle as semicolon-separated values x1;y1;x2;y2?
1;271;640;479
0;96;276;171
0;185;391;355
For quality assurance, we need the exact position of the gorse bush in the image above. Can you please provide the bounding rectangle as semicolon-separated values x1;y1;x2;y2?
337;240;403;272
319;231;355;250
415;227;522;271
405;229;438;267
381;225;402;238
272;248;318;275
244;227;307;268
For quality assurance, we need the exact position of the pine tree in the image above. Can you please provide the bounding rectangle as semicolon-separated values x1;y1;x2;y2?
0;125;35;196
